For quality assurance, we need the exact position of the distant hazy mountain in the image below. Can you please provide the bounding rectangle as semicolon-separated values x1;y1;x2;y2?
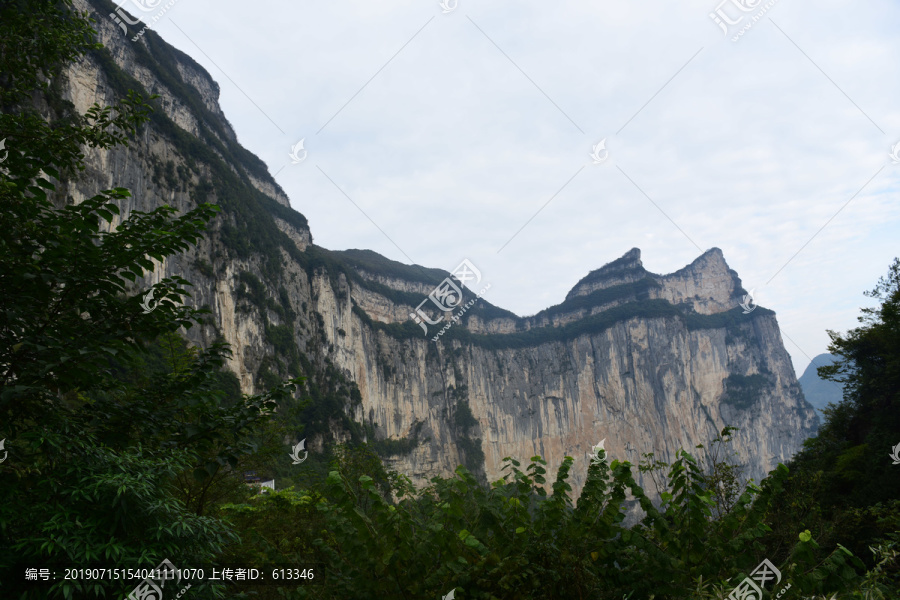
799;354;845;420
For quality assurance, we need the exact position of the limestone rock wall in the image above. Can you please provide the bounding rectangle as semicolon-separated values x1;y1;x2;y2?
54;0;819;502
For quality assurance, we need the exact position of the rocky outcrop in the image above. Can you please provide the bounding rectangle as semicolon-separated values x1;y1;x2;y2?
332;247;816;497
61;0;819;501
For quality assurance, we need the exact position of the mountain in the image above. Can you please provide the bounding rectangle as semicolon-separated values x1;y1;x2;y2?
63;0;819;498
798;353;845;420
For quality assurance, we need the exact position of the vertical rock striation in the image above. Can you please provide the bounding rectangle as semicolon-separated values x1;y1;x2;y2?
58;0;819;500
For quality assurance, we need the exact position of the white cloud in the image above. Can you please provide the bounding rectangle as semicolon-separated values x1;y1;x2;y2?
144;0;900;375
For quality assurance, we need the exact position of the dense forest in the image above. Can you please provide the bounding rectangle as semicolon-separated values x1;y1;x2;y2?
1;2;898;598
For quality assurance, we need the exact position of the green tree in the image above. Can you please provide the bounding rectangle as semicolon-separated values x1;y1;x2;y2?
767;258;900;595
0;2;299;597
256;439;860;599
812;257;900;507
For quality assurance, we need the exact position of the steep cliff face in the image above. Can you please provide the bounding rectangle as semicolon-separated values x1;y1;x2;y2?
62;0;819;499
329;247;817;496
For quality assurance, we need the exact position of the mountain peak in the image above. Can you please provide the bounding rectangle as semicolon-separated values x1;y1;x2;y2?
566;248;647;300
563;247;743;313
619;247;642;265
670;247;730;280
656;247;744;314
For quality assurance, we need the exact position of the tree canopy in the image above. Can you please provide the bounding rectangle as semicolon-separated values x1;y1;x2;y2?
0;2;897;598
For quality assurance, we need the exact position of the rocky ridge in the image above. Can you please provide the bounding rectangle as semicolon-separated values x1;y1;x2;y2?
59;0;819;500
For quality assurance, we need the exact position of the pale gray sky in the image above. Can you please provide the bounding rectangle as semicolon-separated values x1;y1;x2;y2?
127;0;900;376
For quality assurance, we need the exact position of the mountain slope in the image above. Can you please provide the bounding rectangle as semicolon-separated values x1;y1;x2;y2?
64;0;819;499
799;353;844;420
